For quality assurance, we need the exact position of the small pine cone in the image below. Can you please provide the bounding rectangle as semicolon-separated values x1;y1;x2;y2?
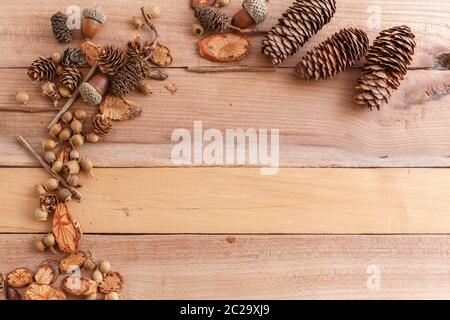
98;45;126;76
262;0;337;65
110;61;145;97
355;25;416;110
28;57;56;82
39;194;58;214
51;11;72;44
60;66;82;91
295;28;369;81
194;6;231;32
62;48;86;67
92;114;113;135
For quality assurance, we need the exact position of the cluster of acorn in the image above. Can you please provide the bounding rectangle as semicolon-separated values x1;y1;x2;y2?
35;108;95;221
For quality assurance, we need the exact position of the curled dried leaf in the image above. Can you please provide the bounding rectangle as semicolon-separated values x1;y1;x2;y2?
149;43;173;67
34;264;58;285
99;271;123;293
53;203;82;253
24;283;66;300
59;251;86;273
99;96;142;121
81;41;101;66
165;83;177;94
7;268;34;288
199;33;251;62
62;276;97;296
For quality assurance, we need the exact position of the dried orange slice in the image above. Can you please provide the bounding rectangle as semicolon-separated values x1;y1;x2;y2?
24;283;66;300
100;96;142;121
99;272;123;293
59;252;86;273
7;268;34;288
62;276;97;296
53;203;82;253
199;33;251;62
34;264;57;285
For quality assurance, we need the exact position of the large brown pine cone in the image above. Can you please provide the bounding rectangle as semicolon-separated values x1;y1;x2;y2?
261;0;336;65
98;45;126;76
355;25;416;110
295;28;369;81
60;66;82;91
51;11;72;44
62;48;86;67
28;57;56;82
92;114;113;135
194;6;231;32
110;61;145;97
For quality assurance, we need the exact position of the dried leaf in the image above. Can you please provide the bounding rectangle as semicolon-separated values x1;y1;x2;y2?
165;83;177;94
81;41;101;66
191;0;215;7
199;33;251;62
53;203;82;253
99;96;142;121
24;283;66;300
0;273;6;293
149;43;173;67
57;145;70;164
147;68;168;81
34;264;57;285
62;276;97;296
7;268;34;288
99;272;123;293
60;251;86;273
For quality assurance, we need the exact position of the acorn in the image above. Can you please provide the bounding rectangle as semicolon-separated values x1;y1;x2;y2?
71;118;83;134
81;7;107;39
35;184;47;197
79;73;109;105
216;0;230;6
69;149;80;161
16;90;30;104
79;158;94;177
61;111;73;124
146;3;161;18
92;269;103;285
59;86;72;98
74;109;87;121
231;0;268;29
34;208;48;221
83;253;97;271
99;260;111;274
131;16;144;29
192;23;204;36
86;293;97;300
33;236;46;252
42;139;58;151
57;188;72;202
51;52;62;65
59;128;72;142
49;123;63;137
67;175;81;187
63;160;80;175
56;65;64;76
52;160;63;173
86;132;100;143
43;233;56;248
70;134;84;147
44;178;59;191
44;151;56;164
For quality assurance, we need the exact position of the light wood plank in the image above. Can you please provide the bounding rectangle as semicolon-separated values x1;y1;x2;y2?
2;69;450;167
2;168;450;234
2;234;450;299
0;0;448;68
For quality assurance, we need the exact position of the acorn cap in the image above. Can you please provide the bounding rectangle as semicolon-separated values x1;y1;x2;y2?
242;0;268;24
79;82;102;105
82;7;107;24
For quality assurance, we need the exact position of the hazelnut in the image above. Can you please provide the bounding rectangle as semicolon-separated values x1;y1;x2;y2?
86;132;100;143
69;149;80;161
52;160;63;173
15;90;30;104
70;134;85;147
44;151;56;164
67;175;81;187
71;118;83;134
79;158;94;177
44;178;59;191
99;260;111;274
34;208;48;221
105;292;120;300
59;86;72;98
192;23;204;36
43;233;56;248
49;123;63;137
59;128;72;142
61;111;73;124
57;188;72;202
74;109;87;121
63;160;80;175
51;52;62;65
42;139;58;151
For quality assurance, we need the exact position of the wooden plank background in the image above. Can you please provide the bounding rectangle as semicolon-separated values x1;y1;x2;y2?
1;0;450;299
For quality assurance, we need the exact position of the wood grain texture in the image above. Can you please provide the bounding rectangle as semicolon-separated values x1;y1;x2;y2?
2;69;450;167
2;234;450;299
3;167;450;234
0;0;449;68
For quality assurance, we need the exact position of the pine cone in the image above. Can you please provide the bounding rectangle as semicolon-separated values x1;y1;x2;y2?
92;114;113;135
28;57;56;82
62;48;86;67
51;11;72;44
194;6;231;32
261;0;336;65
110;61;145;97
98;45;126;76
60;66;82;91
355;26;416;110
295;28;369;81
40;194;58;214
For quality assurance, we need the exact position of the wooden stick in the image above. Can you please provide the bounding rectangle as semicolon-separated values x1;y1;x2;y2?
0;106;56;113
187;66;276;73
47;63;98;130
17;136;82;200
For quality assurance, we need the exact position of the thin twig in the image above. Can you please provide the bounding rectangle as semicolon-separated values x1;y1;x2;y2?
141;7;159;48
227;25;268;34
47;63;98;130
187;66;276;73
17;136;82;200
0;106;56;113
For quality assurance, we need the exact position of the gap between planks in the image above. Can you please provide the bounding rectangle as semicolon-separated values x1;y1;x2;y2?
3;168;450;234
2;234;450;299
